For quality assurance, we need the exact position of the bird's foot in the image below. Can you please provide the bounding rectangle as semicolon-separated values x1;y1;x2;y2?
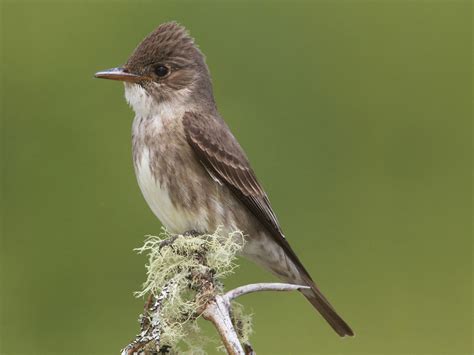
158;235;178;250
183;229;200;237
159;230;201;250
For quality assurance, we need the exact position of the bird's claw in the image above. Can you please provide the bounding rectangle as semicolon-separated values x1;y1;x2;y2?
158;230;200;250
183;229;200;237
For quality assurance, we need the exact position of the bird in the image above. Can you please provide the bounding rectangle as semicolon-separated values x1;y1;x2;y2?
95;21;353;337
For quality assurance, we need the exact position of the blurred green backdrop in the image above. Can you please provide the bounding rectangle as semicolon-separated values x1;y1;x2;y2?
0;0;471;354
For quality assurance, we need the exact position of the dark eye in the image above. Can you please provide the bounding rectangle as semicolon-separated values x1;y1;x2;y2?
154;65;169;77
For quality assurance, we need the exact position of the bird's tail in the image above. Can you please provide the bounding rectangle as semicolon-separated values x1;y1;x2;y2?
243;234;354;336
288;257;354;337
299;279;354;337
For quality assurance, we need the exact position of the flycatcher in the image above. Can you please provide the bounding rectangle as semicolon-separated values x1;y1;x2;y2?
95;22;353;337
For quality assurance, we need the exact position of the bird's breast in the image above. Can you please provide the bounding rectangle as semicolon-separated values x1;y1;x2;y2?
134;146;204;233
132;113;237;234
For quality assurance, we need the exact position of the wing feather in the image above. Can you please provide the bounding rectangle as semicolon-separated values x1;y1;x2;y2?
183;112;355;337
183;111;311;276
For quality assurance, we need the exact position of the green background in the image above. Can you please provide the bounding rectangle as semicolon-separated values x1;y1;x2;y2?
0;1;471;354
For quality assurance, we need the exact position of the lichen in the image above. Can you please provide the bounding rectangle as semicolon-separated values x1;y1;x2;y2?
132;228;249;353
230;302;253;345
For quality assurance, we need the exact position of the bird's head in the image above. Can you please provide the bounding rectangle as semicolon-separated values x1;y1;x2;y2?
95;22;215;115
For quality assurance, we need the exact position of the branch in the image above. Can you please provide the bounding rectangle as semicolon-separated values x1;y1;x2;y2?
225;282;309;303
203;282;308;355
202;295;244;355
120;231;308;354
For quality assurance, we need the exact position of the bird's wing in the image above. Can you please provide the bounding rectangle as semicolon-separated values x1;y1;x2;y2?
182;111;310;278
183;111;354;337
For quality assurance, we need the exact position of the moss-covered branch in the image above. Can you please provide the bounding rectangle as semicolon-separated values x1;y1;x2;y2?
121;229;305;355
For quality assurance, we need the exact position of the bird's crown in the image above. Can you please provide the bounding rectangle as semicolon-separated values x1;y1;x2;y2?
126;22;202;71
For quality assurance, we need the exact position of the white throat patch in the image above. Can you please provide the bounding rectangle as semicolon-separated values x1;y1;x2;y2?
124;83;192;119
124;83;158;117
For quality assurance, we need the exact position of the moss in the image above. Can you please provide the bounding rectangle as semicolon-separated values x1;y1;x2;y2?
133;228;249;353
230;302;253;345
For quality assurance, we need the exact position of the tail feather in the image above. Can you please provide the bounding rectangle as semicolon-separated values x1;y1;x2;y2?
243;234;354;336
300;284;354;337
273;244;354;337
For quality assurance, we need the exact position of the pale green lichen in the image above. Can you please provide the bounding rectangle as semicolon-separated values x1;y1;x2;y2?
133;228;250;353
230;302;253;345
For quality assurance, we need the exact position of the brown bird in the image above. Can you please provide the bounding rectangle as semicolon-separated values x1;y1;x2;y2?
95;22;353;337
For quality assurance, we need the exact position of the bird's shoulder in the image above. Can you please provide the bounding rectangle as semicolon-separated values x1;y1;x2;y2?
182;111;250;166
182;111;264;194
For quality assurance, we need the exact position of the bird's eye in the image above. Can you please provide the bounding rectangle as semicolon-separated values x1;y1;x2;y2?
154;65;170;78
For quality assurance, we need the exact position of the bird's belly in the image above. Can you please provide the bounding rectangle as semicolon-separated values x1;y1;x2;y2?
134;148;240;234
134;148;197;232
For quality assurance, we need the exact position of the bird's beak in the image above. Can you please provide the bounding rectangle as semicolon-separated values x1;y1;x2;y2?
94;67;145;83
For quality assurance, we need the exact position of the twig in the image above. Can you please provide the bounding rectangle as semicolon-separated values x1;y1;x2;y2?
224;282;309;303
203;282;308;355
202;295;244;355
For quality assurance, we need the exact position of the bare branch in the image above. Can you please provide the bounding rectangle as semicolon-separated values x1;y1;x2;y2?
200;283;307;355
224;282;309;303
202;295;245;355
